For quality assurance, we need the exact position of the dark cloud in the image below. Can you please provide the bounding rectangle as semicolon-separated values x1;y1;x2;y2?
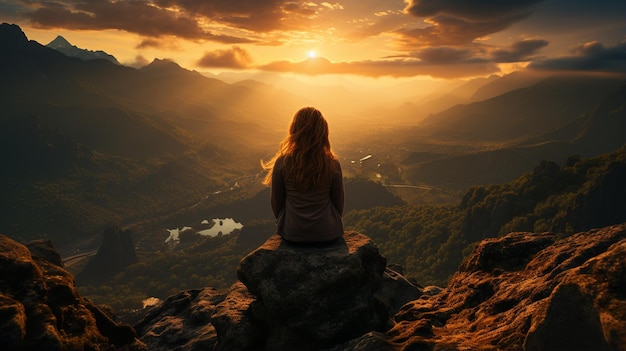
0;2;22;22
9;0;621;78
197;46;253;69
417;46;481;64
137;39;164;49
400;0;546;46
491;39;549;62
404;0;544;20
258;56;499;79
528;40;626;74
396;14;519;47
27;1;204;38
23;0;258;42
153;0;317;32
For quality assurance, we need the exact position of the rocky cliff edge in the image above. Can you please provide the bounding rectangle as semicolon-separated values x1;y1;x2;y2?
2;224;625;350
340;223;626;351
0;235;145;350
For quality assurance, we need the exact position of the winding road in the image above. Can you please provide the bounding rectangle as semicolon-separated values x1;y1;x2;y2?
62;250;97;269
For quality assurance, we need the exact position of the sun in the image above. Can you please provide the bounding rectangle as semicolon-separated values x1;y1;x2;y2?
307;50;317;58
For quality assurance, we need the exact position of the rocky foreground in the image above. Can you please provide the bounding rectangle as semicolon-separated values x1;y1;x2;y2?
1;224;625;350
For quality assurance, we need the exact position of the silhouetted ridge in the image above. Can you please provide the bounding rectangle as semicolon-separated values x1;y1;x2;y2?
45;34;120;64
0;24;253;245
0;22;28;49
418;74;625;142
572;84;626;155
141;58;182;71
139;58;202;79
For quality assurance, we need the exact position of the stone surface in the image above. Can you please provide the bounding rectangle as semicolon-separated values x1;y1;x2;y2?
210;281;264;351
134;288;226;351
8;224;622;351
77;226;137;283
237;231;390;350
334;224;626;351
0;234;143;351
26;239;64;267
132;231;421;351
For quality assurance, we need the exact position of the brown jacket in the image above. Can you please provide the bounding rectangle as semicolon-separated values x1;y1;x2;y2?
270;156;344;242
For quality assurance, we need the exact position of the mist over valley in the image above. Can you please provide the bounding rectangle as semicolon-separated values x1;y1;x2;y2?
2;22;626;331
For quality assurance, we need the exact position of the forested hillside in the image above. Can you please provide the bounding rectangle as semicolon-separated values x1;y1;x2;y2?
344;146;626;286
0;24;288;246
77;147;626;310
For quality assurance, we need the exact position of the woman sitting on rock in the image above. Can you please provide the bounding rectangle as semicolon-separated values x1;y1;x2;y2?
262;107;344;244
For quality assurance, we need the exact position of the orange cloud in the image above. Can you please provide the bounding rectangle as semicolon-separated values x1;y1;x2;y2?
528;40;626;74
197;46;253;69
154;0;318;32
258;56;499;79
400;0;545;47
491;39;549;62
125;55;151;68
24;0;261;42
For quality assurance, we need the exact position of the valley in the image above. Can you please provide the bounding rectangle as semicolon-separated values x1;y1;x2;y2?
1;22;625;314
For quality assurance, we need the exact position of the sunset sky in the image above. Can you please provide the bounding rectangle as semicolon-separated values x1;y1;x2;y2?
1;0;625;80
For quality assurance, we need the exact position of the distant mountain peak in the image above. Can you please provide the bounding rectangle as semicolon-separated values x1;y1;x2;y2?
140;58;203;78
45;35;120;65
47;35;73;49
143;58;183;70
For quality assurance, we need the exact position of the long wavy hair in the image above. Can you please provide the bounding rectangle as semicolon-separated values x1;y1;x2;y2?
262;107;338;191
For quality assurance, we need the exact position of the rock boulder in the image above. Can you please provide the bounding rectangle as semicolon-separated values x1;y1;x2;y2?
134;288;225;351
77;226;137;283
335;224;626;351
0;234;143;351
237;231;392;350
134;231;422;351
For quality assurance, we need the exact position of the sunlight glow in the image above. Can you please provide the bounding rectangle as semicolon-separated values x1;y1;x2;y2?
307;50;317;58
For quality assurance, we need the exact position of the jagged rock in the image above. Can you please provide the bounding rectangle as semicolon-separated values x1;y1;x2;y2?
134;288;226;351
236;231;409;350
0;234;144;350
77;226;137;283
131;226;625;351
376;266;422;319
210;282;264;351
524;282;611;351
26;239;64;267
421;286;443;297
335;224;626;351
132;231;421;351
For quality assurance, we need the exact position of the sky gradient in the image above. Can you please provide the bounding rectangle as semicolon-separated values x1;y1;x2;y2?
1;0;625;79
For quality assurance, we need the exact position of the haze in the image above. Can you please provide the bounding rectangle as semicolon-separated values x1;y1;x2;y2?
1;0;625;191
3;1;624;78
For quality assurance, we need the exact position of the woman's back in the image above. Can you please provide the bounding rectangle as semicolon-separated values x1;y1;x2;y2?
263;107;345;243
272;155;343;242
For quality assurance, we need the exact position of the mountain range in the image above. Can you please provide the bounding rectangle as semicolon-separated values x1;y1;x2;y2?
46;35;120;64
2;22;625;350
1;21;625;247
392;73;626;189
0;23;298;246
